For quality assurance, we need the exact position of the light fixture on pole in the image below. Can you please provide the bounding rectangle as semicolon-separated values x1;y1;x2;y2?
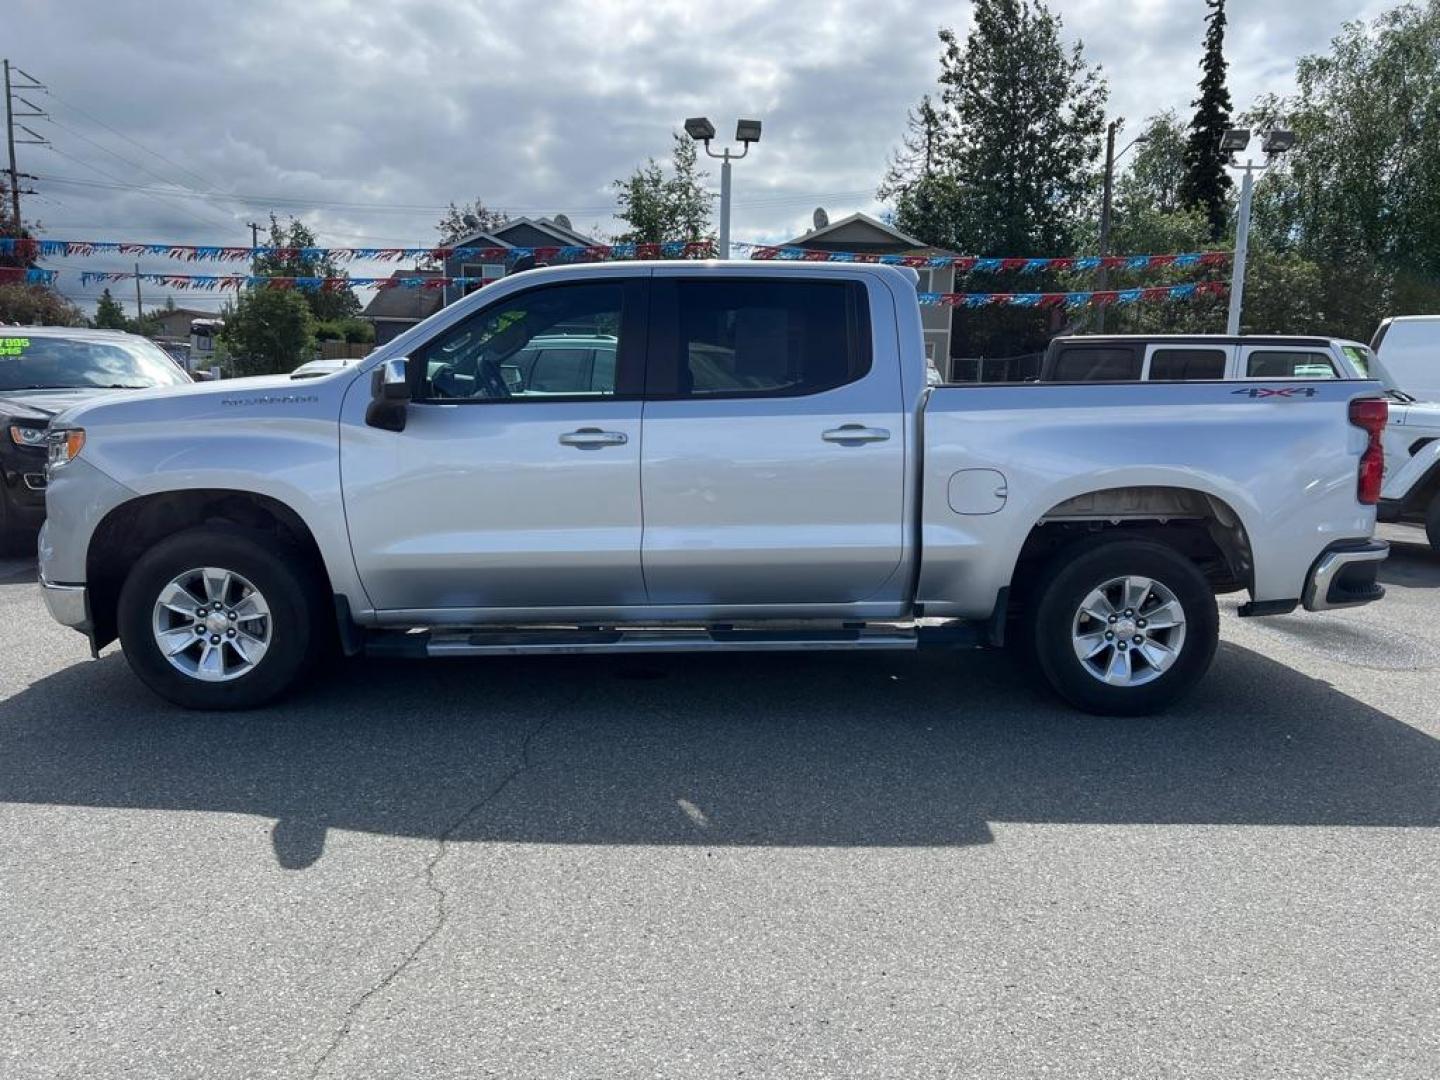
1095;118;1151;332
685;116;762;259
1224;126;1294;334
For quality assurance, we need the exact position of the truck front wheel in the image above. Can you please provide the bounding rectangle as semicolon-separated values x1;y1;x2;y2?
1029;537;1219;716
117;527;317;710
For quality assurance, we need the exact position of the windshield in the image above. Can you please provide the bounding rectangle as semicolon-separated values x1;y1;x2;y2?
0;334;190;391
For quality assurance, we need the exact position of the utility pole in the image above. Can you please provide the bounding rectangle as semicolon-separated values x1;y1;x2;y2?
134;261;143;322
1094;119;1149;333
3;60;17;232
247;220;262;273
1095;120;1118;333
3;61;47;235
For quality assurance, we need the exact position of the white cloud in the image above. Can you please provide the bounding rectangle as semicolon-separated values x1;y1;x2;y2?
6;0;1394;309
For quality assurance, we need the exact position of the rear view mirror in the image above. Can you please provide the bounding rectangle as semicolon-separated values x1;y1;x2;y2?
366;356;411;431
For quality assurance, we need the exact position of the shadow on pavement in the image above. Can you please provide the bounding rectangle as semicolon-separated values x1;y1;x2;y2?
2;637;1437;869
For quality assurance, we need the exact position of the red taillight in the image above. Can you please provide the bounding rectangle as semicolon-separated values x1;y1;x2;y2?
1349;397;1388;505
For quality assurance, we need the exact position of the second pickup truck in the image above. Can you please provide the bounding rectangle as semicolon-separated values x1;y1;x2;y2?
39;261;1389;715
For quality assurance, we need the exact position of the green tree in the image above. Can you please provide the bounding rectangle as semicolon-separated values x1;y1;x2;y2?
878;95;958;244
1118;112;1192;217
218;287;315;377
252;214;360;321
1238;2;1440;340
93;288;129;330
0;283;85;326
883;0;1107;358
888;0;1107;256
1179;0;1234;240
435;199;507;245
613;132;715;244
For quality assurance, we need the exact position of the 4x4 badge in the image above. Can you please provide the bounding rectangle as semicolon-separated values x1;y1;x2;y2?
1230;386;1320;398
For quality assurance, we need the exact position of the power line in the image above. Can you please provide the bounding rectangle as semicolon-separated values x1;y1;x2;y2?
43;146;239;234
39;83;229;194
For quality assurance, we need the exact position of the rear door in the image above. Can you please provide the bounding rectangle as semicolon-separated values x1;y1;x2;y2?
639;273;906;608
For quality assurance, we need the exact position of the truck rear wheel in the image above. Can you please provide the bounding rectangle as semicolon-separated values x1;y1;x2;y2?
1425;495;1440;554
1029;537;1219;716
117;527;317;710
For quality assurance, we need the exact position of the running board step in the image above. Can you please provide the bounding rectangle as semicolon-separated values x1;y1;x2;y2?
365;626;922;659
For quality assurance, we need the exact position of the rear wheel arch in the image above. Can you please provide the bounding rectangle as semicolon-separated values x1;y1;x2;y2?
1011;485;1255;598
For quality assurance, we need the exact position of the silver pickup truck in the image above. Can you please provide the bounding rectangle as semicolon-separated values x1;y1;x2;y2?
38;262;1389;715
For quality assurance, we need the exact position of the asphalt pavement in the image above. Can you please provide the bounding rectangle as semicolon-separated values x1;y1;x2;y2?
2;525;1437;1079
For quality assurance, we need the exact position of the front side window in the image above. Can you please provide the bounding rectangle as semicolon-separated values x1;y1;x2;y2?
1245;350;1338;379
1148;348;1227;381
0;334;190;391
668;279;871;397
415;283;624;400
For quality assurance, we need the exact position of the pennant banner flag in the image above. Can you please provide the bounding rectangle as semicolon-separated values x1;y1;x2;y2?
0;237;717;265
7;267;1225;307
3;236;1230;277
916;281;1227;308
69;271;500;292
738;242;1231;274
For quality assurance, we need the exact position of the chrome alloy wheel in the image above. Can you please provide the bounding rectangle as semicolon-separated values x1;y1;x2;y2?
1071;575;1187;687
150;567;272;682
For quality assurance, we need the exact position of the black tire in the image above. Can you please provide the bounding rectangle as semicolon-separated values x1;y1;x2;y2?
117;527;318;709
1425;495;1440;554
1028;536;1219;717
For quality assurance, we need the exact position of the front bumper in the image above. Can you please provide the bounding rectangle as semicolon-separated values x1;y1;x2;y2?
39;574;90;630
1302;539;1388;612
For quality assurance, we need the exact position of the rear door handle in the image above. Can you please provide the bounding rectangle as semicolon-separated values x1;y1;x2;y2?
559;428;628;448
822;424;891;445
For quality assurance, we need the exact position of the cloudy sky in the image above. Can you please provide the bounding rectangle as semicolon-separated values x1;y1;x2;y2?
9;0;1390;312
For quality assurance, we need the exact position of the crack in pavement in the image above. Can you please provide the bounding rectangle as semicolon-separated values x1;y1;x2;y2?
305;690;579;1079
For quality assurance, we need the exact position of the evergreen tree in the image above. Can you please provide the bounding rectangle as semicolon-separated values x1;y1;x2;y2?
1179;0;1234;241
93;288;129;330
613;133;715;245
884;0;1107;257
251;214;360;321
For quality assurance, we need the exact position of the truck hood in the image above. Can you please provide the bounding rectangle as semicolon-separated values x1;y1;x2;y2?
48;370;356;430
0;386;135;425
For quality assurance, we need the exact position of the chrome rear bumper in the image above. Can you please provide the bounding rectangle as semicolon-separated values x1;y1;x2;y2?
1302;539;1388;612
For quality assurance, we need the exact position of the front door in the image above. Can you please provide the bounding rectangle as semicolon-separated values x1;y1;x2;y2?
341;277;648;614
639;274;906;608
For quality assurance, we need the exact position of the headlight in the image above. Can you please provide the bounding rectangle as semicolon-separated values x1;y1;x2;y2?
47;428;85;471
7;424;48;448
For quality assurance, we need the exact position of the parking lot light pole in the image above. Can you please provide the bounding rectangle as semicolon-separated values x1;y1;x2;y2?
1222;127;1294;335
685;117;762;259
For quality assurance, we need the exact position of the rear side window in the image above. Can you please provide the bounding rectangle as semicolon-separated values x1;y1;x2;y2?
666;279;871;397
1245;350;1338;379
1052;346;1140;381
1148;348;1226;381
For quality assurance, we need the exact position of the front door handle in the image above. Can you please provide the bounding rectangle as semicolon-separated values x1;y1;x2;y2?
822;424;891;445
559;428;628;448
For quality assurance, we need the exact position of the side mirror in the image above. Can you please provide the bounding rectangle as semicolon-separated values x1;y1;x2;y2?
366;356;411;431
